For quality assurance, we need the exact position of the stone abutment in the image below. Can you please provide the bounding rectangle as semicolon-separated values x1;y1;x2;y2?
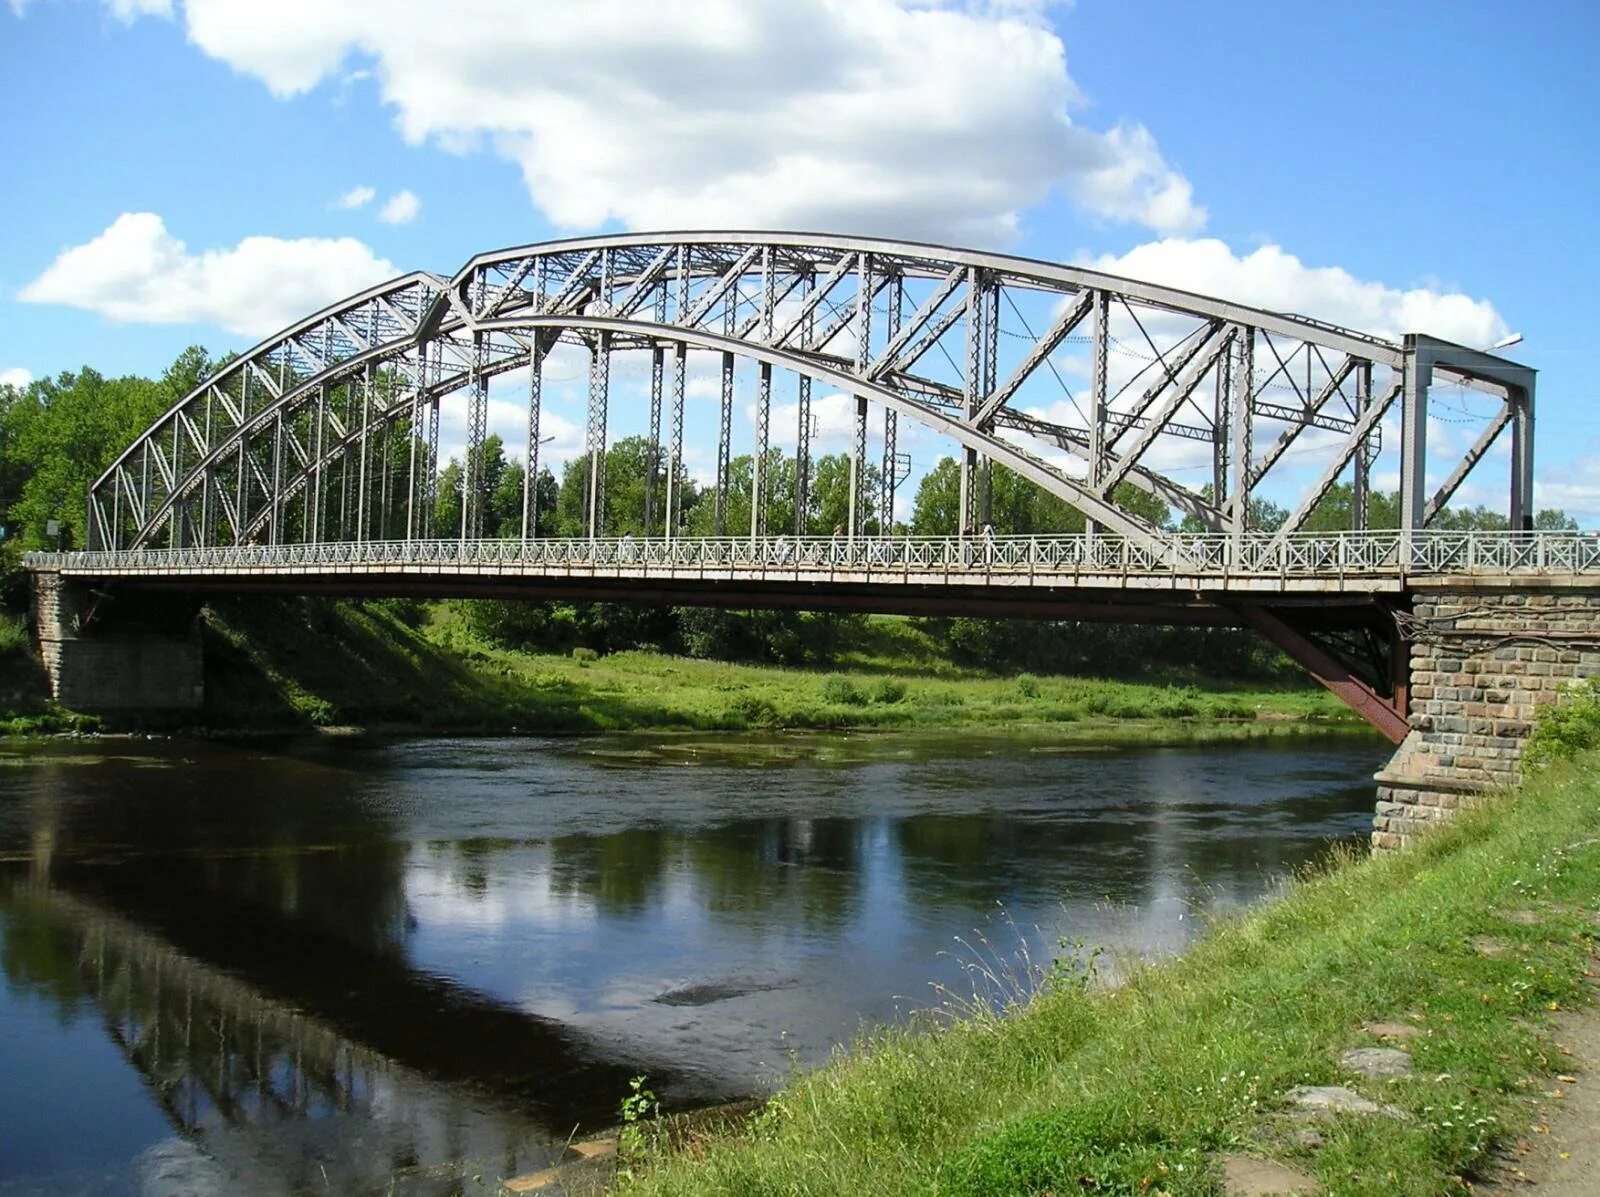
1374;584;1600;849
30;572;204;712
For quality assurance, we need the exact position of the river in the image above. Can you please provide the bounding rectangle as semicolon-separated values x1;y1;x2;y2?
0;730;1388;1195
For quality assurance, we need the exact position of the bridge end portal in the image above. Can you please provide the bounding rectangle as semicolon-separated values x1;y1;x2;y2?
30;571;204;714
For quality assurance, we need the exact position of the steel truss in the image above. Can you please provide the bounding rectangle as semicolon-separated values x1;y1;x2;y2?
84;234;1534;568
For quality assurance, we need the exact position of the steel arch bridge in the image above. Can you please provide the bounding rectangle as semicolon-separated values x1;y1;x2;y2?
82;231;1535;557
37;231;1565;742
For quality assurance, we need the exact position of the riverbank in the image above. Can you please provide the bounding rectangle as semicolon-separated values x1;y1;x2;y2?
3;597;1357;739
610;753;1600;1196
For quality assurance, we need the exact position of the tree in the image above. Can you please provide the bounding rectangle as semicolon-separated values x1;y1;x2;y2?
911;456;1168;535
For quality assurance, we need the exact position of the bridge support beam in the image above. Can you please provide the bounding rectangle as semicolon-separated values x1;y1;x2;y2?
30;572;203;713
1236;604;1410;744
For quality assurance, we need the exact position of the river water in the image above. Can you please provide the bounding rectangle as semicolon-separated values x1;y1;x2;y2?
0;731;1387;1195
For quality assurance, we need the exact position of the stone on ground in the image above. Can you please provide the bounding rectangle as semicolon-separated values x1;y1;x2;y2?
1219;1153;1319;1195
1360;1020;1421;1040
1285;1085;1404;1118
1339;1046;1413;1079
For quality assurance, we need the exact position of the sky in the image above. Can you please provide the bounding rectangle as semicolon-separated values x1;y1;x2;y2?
2;0;1598;524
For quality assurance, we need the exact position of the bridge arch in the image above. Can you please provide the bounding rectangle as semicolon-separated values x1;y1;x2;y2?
86;232;1534;554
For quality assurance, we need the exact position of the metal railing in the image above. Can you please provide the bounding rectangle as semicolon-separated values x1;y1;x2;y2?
24;530;1600;579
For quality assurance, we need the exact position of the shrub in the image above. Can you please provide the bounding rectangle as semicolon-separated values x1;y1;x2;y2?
1015;672;1040;698
572;646;599;664
821;676;866;706
871;678;908;704
1526;679;1600;767
731;695;782;727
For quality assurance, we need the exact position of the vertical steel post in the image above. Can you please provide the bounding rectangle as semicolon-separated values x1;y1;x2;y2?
424;382;440;540
1510;381;1536;531
1352;360;1373;532
646;341;664;534
269;412;284;547
356;363;372;543
666;341;686;541
310;385;327;542
235;372;250;542
585;331;611;539
1230;327;1254;539
1399;336;1431;562
522;335;544;541
1086;289;1110;537
980;282;999;528
848;253;872;540
753;363;772;540
880;275;902;530
462;331;488;541
795;269;814;536
405;370;420;544
959;267;982;535
716;350;734;537
751;251;774;541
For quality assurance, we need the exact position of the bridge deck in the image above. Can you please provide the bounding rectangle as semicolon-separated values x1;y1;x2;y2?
26;531;1600;599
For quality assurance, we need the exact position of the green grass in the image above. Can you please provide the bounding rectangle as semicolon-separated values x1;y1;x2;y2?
185;597;1356;739
0;595;1354;739
617;759;1600;1196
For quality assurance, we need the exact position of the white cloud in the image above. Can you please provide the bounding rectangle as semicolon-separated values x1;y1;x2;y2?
18;212;398;338
1083;238;1508;347
124;0;1204;242
105;0;171;18
378;188;421;225
333;184;376;210
0;367;32;388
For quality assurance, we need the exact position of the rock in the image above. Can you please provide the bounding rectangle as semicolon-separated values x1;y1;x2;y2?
1472;935;1509;957
1340;1047;1413;1079
1219;1154;1319;1195
1502;908;1542;926
1361;1020;1421;1041
1286;1085;1405;1118
1295;1128;1326;1150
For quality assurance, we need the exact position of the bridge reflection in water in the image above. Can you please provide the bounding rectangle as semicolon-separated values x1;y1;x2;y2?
2;877;587;1194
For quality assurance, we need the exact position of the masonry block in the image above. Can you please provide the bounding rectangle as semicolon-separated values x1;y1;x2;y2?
30;572;204;712
1374;584;1600;851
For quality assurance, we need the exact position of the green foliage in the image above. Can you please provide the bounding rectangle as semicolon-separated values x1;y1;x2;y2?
618;1075;662;1177
1525;679;1600;767
572;646;599;664
1014;672;1040;698
820;676;866;706
870;677;908;704
0;608;27;654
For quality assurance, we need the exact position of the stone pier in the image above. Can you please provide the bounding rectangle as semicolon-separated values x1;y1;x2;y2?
1373;584;1600;849
30;572;204;712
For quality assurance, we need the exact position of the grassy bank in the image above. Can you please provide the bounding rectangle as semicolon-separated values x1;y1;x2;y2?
614;757;1600;1196
191;597;1352;737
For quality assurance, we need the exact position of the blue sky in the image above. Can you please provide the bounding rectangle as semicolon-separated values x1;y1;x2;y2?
2;0;1597;521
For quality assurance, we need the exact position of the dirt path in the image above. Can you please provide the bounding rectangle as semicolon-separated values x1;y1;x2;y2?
1484;952;1600;1193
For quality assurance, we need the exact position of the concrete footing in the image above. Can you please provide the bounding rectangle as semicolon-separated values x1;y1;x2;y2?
31;572;204;712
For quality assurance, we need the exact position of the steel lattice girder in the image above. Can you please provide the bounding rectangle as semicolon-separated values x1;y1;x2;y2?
87;233;1534;553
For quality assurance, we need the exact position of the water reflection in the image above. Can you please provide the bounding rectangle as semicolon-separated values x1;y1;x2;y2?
0;732;1389;1194
1;879;560;1195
